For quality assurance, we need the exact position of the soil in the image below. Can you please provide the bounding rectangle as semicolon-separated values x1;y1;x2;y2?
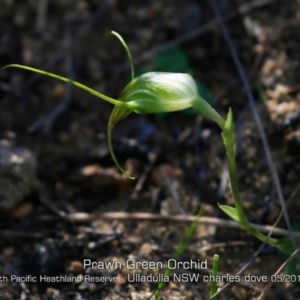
1;0;300;299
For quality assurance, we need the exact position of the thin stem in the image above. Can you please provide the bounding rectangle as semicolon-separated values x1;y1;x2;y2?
223;140;247;225
192;98;225;129
2;64;122;106
222;130;278;246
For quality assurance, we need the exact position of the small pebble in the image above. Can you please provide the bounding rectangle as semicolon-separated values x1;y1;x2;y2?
139;243;155;256
115;274;126;285
46;287;60;298
3;247;14;258
89;283;97;292
78;281;90;290
70;261;84;274
231;286;247;300
11;202;33;218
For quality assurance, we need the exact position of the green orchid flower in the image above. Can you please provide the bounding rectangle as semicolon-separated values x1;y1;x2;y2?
2;32;225;179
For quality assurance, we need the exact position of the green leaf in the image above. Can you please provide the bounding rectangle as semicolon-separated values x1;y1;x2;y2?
276;224;300;284
285;257;300;284
153;47;189;73
276;237;300;255
277;224;300;255
218;204;240;222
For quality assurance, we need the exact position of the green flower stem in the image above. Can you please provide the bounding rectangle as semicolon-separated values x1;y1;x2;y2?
192;97;225;129
221;109;278;246
223;135;249;227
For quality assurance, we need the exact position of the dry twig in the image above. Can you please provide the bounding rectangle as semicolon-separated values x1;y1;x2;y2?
58;212;300;239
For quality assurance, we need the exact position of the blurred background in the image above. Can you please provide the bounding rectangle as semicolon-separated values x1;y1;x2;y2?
1;0;300;299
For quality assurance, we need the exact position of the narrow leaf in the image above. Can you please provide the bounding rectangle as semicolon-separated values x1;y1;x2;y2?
218;204;240;222
221;108;234;144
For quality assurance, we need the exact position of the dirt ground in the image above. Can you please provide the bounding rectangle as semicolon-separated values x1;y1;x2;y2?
1;0;300;299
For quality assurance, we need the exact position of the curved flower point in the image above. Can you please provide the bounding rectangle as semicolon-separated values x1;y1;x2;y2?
107;105;134;179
